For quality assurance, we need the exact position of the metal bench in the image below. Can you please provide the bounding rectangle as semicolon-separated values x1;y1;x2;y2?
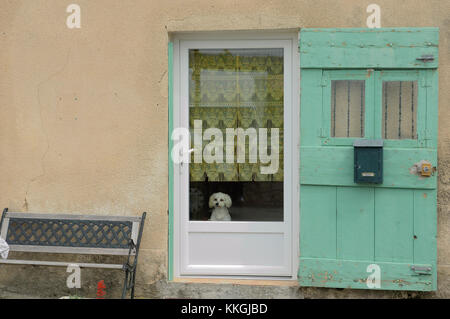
0;208;146;299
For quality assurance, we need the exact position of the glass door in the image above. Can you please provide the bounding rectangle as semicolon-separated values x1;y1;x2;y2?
177;39;294;277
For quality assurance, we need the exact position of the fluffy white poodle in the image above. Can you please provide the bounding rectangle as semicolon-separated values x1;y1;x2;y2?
208;192;232;221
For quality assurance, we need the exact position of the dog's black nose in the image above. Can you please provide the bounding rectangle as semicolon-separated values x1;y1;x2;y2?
215;203;219;206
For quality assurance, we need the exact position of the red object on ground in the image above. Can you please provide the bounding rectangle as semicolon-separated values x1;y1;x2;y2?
96;280;106;299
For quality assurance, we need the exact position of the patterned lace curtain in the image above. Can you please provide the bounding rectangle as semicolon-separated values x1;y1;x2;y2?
189;48;284;182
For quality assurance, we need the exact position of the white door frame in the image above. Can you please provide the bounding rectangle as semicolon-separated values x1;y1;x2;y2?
172;31;300;280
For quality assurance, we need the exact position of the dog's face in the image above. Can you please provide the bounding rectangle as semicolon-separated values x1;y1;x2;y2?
209;192;232;209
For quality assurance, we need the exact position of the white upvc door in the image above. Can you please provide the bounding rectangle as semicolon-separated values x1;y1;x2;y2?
173;34;299;278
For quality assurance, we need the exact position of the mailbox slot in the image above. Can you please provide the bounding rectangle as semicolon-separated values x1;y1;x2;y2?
354;139;383;184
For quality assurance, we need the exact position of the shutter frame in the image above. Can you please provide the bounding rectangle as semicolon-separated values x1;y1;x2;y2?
299;28;438;291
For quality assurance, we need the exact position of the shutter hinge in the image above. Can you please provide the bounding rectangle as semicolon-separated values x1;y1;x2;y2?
411;265;432;275
416;54;434;62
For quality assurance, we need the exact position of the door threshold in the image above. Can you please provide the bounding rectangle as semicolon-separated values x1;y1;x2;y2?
173;277;299;287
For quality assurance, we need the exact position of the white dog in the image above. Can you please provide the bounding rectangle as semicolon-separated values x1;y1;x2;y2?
208;192;232;221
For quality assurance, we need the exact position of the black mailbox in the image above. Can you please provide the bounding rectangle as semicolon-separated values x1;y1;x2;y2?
354;139;383;184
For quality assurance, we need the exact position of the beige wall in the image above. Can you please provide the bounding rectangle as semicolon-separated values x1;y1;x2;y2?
1;0;449;297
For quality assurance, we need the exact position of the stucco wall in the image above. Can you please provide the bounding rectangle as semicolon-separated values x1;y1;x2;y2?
0;0;449;298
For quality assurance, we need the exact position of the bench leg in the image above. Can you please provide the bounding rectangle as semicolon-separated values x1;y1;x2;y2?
121;266;137;299
130;269;136;299
121;268;130;299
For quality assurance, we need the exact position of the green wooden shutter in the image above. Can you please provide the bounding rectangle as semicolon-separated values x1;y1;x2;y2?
299;28;439;291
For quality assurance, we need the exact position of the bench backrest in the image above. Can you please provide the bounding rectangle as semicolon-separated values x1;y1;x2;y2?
0;209;146;256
